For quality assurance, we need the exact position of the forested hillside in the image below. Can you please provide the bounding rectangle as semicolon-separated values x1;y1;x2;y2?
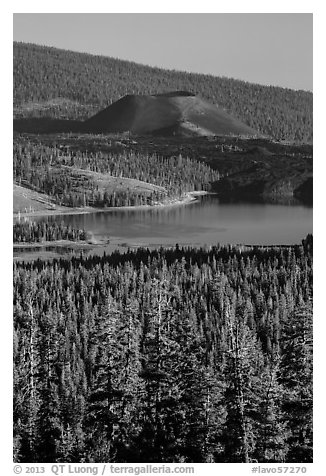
14;237;313;463
14;136;220;208
13;42;312;143
13;133;313;207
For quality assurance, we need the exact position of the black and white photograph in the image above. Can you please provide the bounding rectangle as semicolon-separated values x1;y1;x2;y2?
11;7;316;471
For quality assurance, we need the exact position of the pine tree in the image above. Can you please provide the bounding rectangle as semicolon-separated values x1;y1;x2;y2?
34;310;62;462
254;359;289;462
279;301;313;462
84;296;123;462
219;298;265;462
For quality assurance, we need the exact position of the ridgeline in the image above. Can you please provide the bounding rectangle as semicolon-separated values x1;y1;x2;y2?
14;42;312;143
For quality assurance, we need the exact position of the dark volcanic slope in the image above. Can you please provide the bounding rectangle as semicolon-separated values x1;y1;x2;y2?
84;92;261;137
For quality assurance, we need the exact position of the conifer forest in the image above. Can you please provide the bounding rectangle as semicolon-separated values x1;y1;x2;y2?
14;239;313;463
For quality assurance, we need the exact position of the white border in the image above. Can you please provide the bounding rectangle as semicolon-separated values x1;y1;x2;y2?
3;3;323;475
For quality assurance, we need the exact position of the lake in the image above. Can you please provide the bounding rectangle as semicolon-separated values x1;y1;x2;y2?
14;195;313;259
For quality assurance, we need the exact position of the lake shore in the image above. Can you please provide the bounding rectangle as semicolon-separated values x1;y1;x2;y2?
13;237;109;250
13;191;209;219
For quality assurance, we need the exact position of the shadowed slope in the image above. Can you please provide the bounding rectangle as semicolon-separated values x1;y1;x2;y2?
84;92;261;137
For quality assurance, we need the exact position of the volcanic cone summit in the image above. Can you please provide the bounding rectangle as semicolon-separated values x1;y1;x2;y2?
84;92;260;137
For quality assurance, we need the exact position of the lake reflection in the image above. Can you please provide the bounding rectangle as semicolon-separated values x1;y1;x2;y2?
35;195;313;248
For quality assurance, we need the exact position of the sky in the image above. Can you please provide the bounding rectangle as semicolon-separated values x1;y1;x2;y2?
13;13;313;91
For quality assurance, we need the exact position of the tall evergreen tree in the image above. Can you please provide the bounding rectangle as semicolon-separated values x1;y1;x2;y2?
279;301;313;462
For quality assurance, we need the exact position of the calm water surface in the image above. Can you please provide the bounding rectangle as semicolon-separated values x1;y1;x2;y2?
33;196;313;251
